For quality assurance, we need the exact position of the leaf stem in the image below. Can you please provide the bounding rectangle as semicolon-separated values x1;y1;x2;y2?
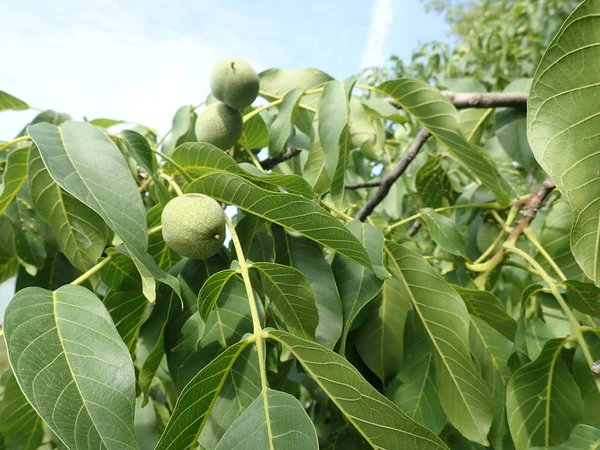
224;214;269;391
0;136;31;152
244;147;266;172
387;202;503;231
259;89;317;113
160;173;184;196
504;244;597;377
523;228;567;281
70;254;114;286
243;99;283;123
149;148;193;182
149;224;162;235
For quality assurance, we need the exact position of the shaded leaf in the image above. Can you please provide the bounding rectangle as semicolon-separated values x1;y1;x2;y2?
198;269;239;321
565;280;600;317
240;107;269;149
162;105;197;155
0;217;18;284
16;245;79;290
421;208;468;259
529;425;600;450
416;156;453;208
103;289;147;352
0;146;29;215
269;88;304;156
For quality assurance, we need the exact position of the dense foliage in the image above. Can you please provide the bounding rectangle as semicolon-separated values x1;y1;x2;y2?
0;0;599;449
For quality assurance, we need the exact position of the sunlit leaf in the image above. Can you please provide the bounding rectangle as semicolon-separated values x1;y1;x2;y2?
527;0;600;285
0;146;29;215
269;88;303;156
3;285;137;449
0;91;28;111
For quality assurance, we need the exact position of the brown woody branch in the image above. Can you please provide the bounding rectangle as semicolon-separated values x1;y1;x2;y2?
260;147;301;170
355;129;431;221
506;178;556;243
387;91;528;110
345;180;381;190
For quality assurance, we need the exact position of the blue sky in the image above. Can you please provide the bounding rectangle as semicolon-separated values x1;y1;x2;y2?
0;0;447;311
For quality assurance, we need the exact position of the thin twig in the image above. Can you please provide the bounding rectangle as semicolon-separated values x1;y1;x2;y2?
355;129;431;221
345;180;381;190
386;91;527;110
408;220;422;236
260;147;301;170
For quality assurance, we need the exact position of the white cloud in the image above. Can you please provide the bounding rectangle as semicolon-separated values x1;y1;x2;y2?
359;0;393;69
0;1;280;137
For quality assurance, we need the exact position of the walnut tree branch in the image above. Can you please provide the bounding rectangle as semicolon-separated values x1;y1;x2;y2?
386;91;528;110
355;129;431;221
260;147;301;170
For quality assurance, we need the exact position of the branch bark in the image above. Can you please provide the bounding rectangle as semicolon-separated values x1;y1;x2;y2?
355;129;431;221
386;91;528;110
506;178;556;243
345;180;381;190
260;147;301;170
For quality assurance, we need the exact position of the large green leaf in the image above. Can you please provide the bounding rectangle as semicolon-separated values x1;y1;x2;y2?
378;79;511;205
267;330;450;450
214;388;318;449
272;225;342;349
530;425;600;450
154;340;251;450
0;91;28;111
198;269;239;321
355;275;411;385
384;241;493;445
186;172;371;268
27;121;179;301
268;88;304;156
240;107;269;149
103;289;147;352
421;208;468;259
252;262;319;340
172;142;314;198
469;316;513;450
453;286;517;341
0;371;44;450
527;0;600;285
0;217;18;284
506;338;583;449
386;329;446;434
333;220;385;352
199;345;261;449
28;146;110;272
0;146;29;215
3;285;137;449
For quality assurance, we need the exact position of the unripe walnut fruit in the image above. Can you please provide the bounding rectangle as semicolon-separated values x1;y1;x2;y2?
161;194;226;260
195;102;243;150
210;58;260;110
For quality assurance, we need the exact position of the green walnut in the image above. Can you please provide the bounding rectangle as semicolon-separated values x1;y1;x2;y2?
161;194;226;260
195;102;243;150
210;58;259;110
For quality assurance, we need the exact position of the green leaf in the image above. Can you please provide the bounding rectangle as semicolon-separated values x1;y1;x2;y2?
416;156;453;208
240;107;269;149
121;129;156;175
0;91;28;111
28;146;110;272
186;172;371;268
495;79;533;170
5;185;47;270
89;118;125;129
0;146;29;215
333;221;385;352
527;0;600;285
147;203;181;270
252;262;319;340
235;214;274;262
162;105;197;155
100;248;141;291
421;208;468;259
103;289;147;352
385;241;493;445
0;217;18;284
27;121;179;301
469;316;513;450
16;245;79;290
155;340;251;450
458;108;493;144
378;79;511;205
172;142;315;198
565;280;600;317
199;345;261;449
198;269;239;321
361;98;408;123
214;388;319;450
529;425;600;450
268;88;304;156
304;118;331;194
272;225;342;349
3;285;137;449
572;334;600;429
506;338;583;450
355;275;411;384
538;201;583;279
267;330;450;450
453;286;517;341
386;332;446;434
0;371;44;450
